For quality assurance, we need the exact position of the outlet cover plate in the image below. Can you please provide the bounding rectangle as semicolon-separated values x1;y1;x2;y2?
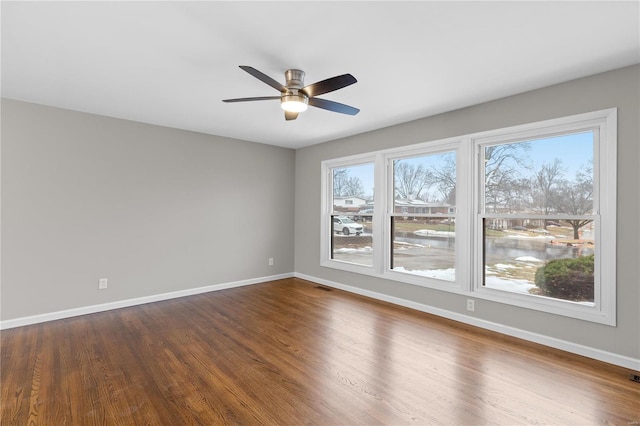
466;299;475;312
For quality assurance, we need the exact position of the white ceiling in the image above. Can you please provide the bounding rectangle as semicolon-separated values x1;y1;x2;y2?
2;1;639;149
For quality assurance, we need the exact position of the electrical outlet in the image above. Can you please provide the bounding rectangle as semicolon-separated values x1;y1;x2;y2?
268;258;274;266
466;299;475;312
98;278;108;290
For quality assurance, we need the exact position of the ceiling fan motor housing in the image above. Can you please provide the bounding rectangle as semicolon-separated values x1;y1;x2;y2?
285;69;305;90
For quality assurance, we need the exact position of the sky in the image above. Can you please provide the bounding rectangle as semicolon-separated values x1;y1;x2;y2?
523;131;592;177
336;131;593;199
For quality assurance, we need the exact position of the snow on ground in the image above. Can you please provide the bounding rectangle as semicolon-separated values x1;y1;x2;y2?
505;234;554;240
515;256;543;262
392;266;456;281
413;230;455;238
394;241;426;249
334;246;372;254
494;263;517;269
484;276;537;294
337;236;545;295
393;267;537;293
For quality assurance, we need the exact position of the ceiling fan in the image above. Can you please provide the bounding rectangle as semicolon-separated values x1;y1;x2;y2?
222;66;360;121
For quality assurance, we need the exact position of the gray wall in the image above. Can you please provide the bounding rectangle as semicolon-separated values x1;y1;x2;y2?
1;99;295;320
294;65;640;360
2;66;638;361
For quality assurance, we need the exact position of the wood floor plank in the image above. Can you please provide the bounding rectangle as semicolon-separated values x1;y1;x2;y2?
1;277;638;425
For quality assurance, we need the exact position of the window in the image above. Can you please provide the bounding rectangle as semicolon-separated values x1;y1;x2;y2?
321;159;376;270
473;110;616;324
321;109;616;325
478;132;595;301
389;151;457;282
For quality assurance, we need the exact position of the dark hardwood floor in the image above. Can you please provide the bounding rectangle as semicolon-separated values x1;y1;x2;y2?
1;277;638;425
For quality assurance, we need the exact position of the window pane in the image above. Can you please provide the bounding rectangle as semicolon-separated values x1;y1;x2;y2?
331;163;374;267
332;163;374;214
483;219;595;304
391;151;456;281
331;215;373;266
483;132;594;215
391;216;456;281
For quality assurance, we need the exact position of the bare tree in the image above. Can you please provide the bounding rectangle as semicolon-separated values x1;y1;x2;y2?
484;143;532;212
333;169;365;197
333;169;348;196
554;163;594;239
342;176;365;197
532;159;565;225
429;152;456;204
501;177;532;213
394;161;433;200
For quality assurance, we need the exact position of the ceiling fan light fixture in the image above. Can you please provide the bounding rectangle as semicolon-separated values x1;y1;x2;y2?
281;93;309;113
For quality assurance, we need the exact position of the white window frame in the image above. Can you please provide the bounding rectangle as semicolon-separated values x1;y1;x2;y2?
320;108;616;325
471;109;616;325
321;153;381;276
382;138;471;293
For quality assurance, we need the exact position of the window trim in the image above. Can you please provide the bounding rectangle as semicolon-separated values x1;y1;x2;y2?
382;139;469;292
321;153;381;275
320;108;616;326
470;109;616;325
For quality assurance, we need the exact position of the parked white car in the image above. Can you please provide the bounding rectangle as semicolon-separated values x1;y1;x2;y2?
333;216;363;236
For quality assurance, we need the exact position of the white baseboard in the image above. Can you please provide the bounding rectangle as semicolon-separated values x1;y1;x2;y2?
0;273;294;330
294;272;640;372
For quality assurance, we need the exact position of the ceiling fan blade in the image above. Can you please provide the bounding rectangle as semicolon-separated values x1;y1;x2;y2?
222;96;281;103
302;74;357;98
308;97;360;115
285;111;298;121
239;65;287;93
